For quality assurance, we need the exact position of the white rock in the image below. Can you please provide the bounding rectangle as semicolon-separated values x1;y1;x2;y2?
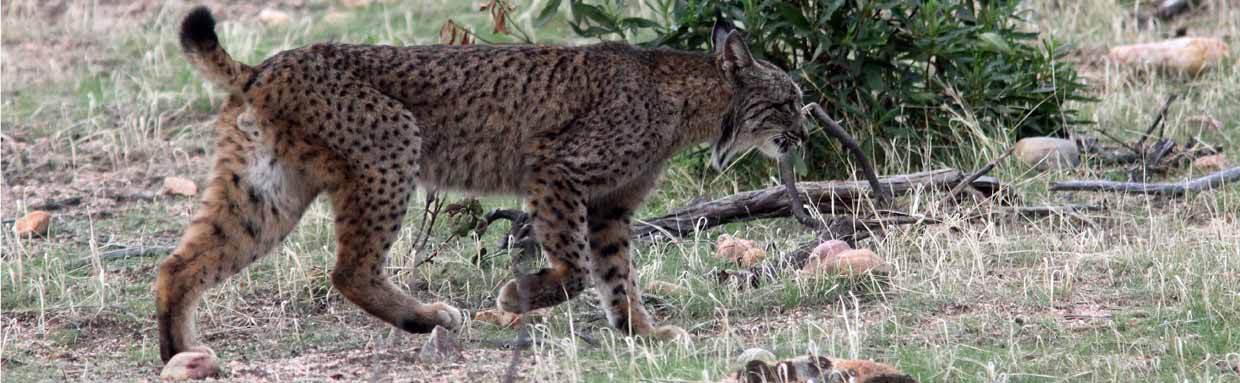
257;9;291;27
340;0;371;9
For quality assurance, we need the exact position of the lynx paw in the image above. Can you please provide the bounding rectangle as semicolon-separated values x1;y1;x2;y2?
429;302;465;329
496;279;525;313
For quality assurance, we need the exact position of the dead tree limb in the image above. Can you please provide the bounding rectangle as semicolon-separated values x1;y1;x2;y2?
779;103;889;231
801;103;891;202
1051;166;1240;196
1136;93;1178;149
68;245;174;269
634;168;1006;238
941;146;1015;204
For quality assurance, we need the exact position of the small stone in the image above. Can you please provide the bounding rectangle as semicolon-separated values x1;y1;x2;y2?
473;308;548;328
257;8;291;27
644;280;687;296
1014;137;1080;170
340;0;371;9
160;352;221;380
1108;37;1229;75
1193;154;1229;173
323;10;350;25
802;249;889;276
13;211;51;236
832;358;912;382
419;326;462;363
474;308;519;327
740;247;767;268
162;177;198;197
735;348;777;367
716;234;757;264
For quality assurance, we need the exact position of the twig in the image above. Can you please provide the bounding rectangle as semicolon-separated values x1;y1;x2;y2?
779;157;823;229
67;245;173;269
1003;204;1106;217
409;191;444;266
31;197;82;211
1089;127;1142;156
941;146;1015;204
801;103;891;202
1135;94;1178;149
1051;166;1240;196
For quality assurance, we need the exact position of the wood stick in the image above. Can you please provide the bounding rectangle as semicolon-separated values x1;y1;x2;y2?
68;245;173;269
634;168;1005;238
801;103;891;202
1051;166;1240;196
1135;94;1178;149
31;197;82;211
941;146;1015;204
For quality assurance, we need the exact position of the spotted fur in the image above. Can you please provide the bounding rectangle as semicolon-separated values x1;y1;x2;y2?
155;6;804;363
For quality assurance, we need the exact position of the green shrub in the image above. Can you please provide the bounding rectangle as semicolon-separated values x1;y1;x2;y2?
541;0;1092;182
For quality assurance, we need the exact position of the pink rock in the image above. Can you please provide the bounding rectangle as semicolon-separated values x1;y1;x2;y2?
13;211;51;236
162;177;198;197
811;240;852;261
802;249;890;276
1108;37;1229;74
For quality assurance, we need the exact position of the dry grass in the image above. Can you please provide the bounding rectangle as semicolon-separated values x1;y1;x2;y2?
2;0;1239;382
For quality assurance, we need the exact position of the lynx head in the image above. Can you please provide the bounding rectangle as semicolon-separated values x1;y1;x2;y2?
710;19;807;170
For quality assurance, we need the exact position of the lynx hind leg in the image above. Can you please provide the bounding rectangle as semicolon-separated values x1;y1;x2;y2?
155;101;321;362
329;178;463;333
587;178;688;342
496;162;591;313
320;84;462;333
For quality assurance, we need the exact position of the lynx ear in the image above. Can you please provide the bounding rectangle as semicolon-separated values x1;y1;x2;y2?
710;10;734;54
718;30;753;77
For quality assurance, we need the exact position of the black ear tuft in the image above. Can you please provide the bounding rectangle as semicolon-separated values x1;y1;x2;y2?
180;6;219;53
711;9;734;53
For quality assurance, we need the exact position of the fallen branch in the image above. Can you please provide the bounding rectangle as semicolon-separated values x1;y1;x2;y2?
31;197;82;211
1051;166;1240;196
634;168;1006;238
68;245;173;269
801;103;891;202
941;146;1015;205
1135;93;1178;149
780;103;890;231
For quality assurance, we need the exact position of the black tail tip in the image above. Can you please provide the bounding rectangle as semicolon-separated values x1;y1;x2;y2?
179;6;218;53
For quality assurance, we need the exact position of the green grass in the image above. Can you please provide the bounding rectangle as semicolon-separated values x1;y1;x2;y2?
3;0;1240;382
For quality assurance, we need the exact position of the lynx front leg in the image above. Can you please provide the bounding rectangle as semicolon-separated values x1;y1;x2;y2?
496;163;591;313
